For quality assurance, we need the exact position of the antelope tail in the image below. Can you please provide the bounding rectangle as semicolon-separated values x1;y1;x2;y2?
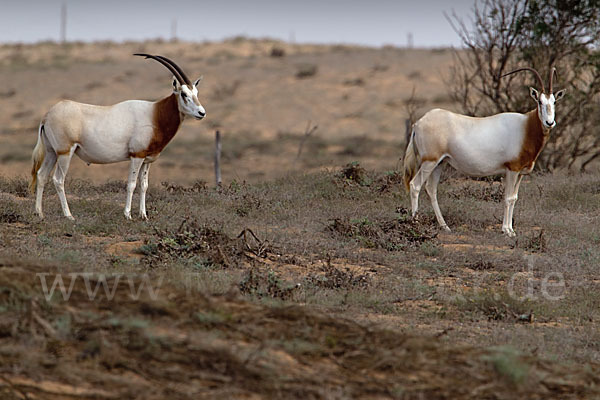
402;130;419;192
30;123;46;194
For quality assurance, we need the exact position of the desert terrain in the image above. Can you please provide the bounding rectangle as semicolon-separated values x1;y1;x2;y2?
0;39;599;399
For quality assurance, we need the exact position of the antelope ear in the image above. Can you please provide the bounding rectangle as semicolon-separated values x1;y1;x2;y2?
530;87;539;102
194;76;203;88
554;89;566;102
172;77;181;92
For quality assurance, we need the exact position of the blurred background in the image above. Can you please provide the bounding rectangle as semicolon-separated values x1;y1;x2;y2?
0;0;472;47
0;1;475;185
1;0;598;185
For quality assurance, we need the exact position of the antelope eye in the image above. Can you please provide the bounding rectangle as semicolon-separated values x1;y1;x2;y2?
181;93;188;99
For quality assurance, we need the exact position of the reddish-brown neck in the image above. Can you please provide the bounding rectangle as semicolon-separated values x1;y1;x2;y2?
129;94;182;159
504;110;548;172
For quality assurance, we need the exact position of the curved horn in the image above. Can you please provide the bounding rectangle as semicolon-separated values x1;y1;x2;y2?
500;67;546;92
549;66;557;93
156;55;192;86
133;53;188;86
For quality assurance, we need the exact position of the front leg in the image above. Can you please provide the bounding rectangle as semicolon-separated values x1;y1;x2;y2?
506;174;524;235
138;162;150;220
124;157;144;220
502;170;520;237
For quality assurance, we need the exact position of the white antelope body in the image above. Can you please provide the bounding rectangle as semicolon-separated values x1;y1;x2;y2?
31;54;205;220
403;67;565;237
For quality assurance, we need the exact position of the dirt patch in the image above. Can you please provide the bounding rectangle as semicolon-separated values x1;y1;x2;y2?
105;240;145;260
1;261;599;400
438;233;512;253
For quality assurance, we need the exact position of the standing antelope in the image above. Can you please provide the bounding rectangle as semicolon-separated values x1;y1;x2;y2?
30;54;206;220
403;67;565;237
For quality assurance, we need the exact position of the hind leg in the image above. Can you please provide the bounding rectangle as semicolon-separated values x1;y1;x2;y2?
53;147;76;220
424;164;449;231
409;160;439;218
35;149;58;218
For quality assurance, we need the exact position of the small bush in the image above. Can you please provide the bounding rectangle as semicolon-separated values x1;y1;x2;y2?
327;209;438;251
338;161;369;186
304;262;371;290
296;64;318;79
143;219;244;268
456;290;534;322
270;47;285;57
239;268;298;300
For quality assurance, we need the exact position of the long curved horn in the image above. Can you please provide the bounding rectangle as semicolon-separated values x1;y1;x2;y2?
133;53;189;86
156;55;192;86
500;67;546;92
549;66;557;93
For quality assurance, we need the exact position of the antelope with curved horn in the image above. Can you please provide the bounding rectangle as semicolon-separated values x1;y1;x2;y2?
403;67;565;237
30;54;206;220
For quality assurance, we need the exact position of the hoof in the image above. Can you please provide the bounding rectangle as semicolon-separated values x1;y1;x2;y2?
502;228;516;238
66;215;75;221
124;213;133;221
139;213;148;221
441;225;451;232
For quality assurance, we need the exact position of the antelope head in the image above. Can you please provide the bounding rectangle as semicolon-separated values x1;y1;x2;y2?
134;53;206;120
502;67;566;130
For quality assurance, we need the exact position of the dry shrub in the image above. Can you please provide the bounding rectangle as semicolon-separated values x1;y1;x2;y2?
337;165;404;192
327;209;438;251
143;219;244;267
270;47;285;57
518;229;547;253
0;209;22;224
304;261;371;290
372;170;404;193
338;161;369;186
457;290;535;322
343;77;365;86
295;63;318;79
239;268;298;300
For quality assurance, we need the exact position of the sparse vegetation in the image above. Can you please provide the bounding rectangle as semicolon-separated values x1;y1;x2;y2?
1;39;599;398
2;163;600;398
295;63;318;79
